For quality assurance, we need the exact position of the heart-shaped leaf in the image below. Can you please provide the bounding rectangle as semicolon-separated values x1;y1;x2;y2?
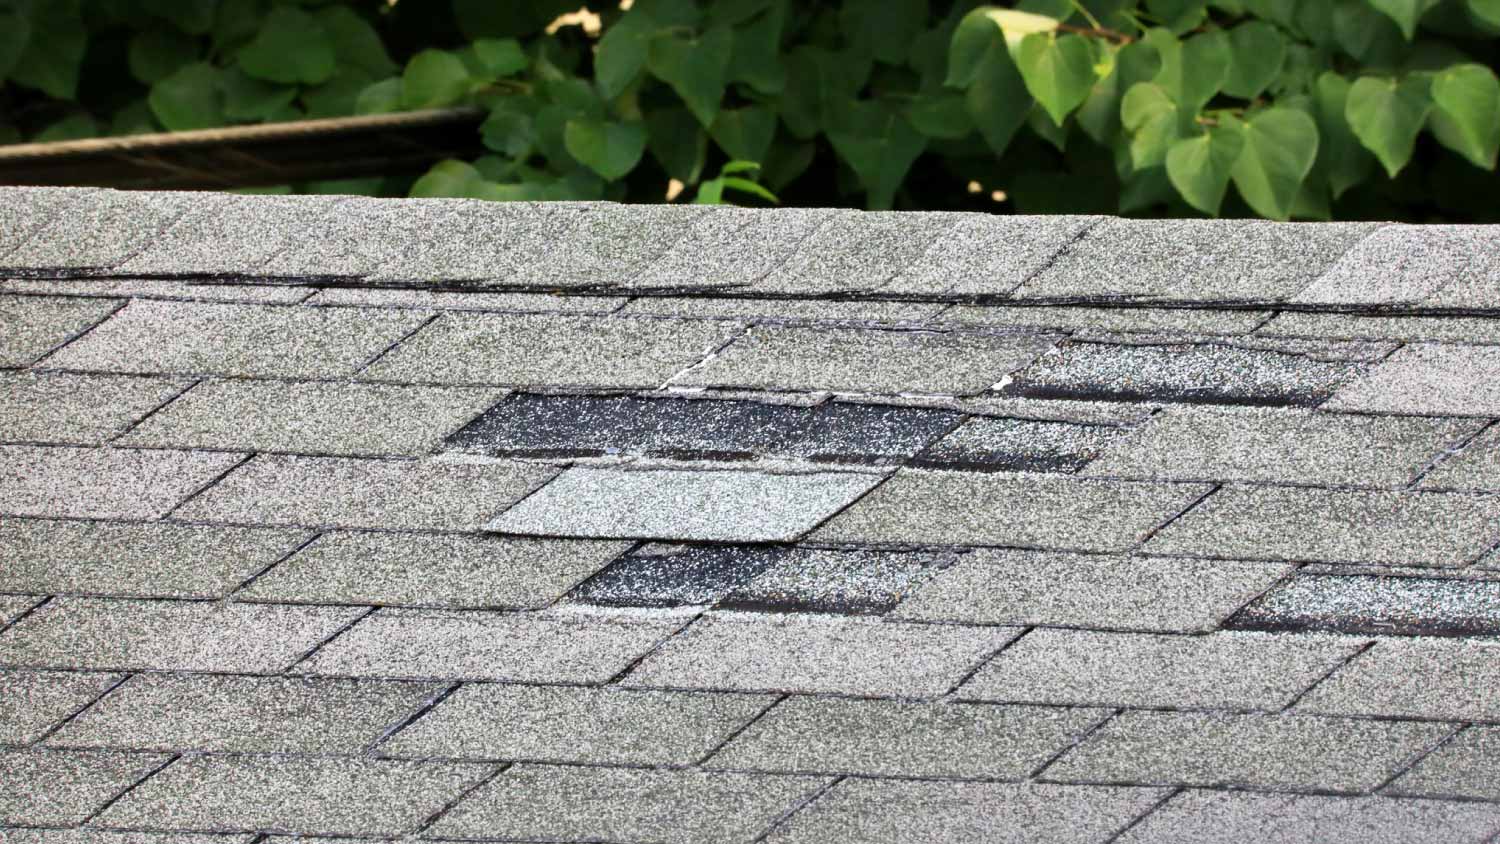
401;49;472;109
238;7;336;85
827;101;928;210
1122;82;1180;168
1429;63;1500;169
1313;72;1375;198
710;106;777;163
647;26;732;127
1223;21;1287;99
1366;0;1441;39
1346;74;1433;177
1015;32;1098;125
965;37;1031;156
1167;126;1247;215
1231;108;1320;220
564;118;648;181
148;62;225;131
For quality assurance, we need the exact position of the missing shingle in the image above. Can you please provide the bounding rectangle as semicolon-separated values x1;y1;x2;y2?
571;545;780;608
1226;574;1500;637
912;416;1127;473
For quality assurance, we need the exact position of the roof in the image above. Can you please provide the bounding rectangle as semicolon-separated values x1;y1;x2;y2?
2;186;1500;842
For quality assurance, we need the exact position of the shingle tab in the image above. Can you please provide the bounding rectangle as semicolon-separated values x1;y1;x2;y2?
1115;789;1500;844
1145;485;1500;567
0;598;363;673
1258;312;1500;344
383;684;773;765
811;470;1209;551
0;295;122;366
571;544;781;607
1082;406;1474;487
5;190;201;273
0;446;244;520
486;467;883;543
999;340;1365;406
503;203;709;289
624;612;1018;698
0;187;81;257
43;300;428;378
363;312;741;388
96;754;495;836
1420;425;1500;490
427;763;826;844
0;831;252;844
883;214;1101;298
631;207;835;290
0;518;309;599
307;286;624;313
121;379;502;457
363;199;555;284
0;669;120;744
1229;574;1500;637
1297;637;1500;721
676;325;1053;395
176;454;556;531
945;304;1272;335
957;629;1361;710
301;608;683;682
0;596;40;627
0;749;167;825
49;675;439;753
764;779;1168;844
242;531;626;609
710;698;1106;779
719;547;953;614
0;372;185;445
1325;343;1500;417
1291;225;1500;307
916;416;1126;472
893;548;1291;633
1047;711;1450;792
752;211;959;295
116;194;338;277
1389;727;1500;801
620;295;945;322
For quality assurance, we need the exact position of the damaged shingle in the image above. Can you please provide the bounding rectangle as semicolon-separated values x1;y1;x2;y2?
915;416;1127;472
1227;574;1500;637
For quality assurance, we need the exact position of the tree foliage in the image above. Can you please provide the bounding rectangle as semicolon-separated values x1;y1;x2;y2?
2;0;1499;220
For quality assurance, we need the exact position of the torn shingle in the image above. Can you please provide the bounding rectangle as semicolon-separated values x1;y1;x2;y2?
915;416;1126;472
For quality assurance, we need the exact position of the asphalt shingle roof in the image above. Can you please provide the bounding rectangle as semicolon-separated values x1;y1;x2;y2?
3;186;1500;842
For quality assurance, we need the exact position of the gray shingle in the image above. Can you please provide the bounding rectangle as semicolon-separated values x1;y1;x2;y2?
307;287;624;313
0;446;244;520
574;544;782;607
0;749;167;825
1144;485;1500;567
630;207;835;290
0;670;120;744
892;548;1291;633
721;547;954;615
675;325;1053;395
810;470;1210;551
1046;711;1451;792
752;211;959;295
883;214;1101;298
0;596;40;627
1257;312;1500;344
1291;225;1500;307
1229;574;1500;637
0;518;309;599
0;831;252;844
1082;406;1474;487
710;698;1107;779
0;598;363;673
428;763;826;844
0;372;185;445
945;305;1272;335
1297;637;1500;721
363;199;556;284
257;196;451;279
957;629;1361;710
48;674;439;753
765;779;1168;844
1389;727;1500;801
620;296;945;323
1421;425;1500;490
486;467;883;543
1115;789;1500;844
916;416;1126;472
301;608;683;682
116;194;337;277
623;611;1018;698
1012;218;1374;302
1325;344;1500;417
503;204;709;289
0;295;122;366
0;187;81;257
43;300;427;379
956;395;1159;425
5;190;201;273
3;278;314;304
382;684;773;765
362;312;741;388
242;531;626;609
95;754;495;836
120;379;502;457
175;454;556;531
999;340;1365;406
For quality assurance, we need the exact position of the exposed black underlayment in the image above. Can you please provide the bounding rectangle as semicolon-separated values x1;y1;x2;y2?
572;545;962;614
913;416;1128;473
999;341;1367;407
1227;574;1500;637
445;392;963;465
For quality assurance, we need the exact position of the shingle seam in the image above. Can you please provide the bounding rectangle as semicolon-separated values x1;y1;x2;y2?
1218;562;1309;631
750;773;846;844
78;751;181;825
0;191;84;263
280;606;379;674
406;761;510;837
366;681;464;756
221;530;326;601
0;595;50;636
1102;785;1185;844
253;196;364;276
106;377;202;444
605;612;703;685
1374;723;1470;796
24;298;130;368
1281;222;1396;304
157;452;255;521
1279;640;1377;713
659;321;755;389
350;312;442;377
998;215;1110;300
692;693;789;767
939;626;1034;700
1406;419;1500;489
28;671;135;746
1033;776;1406;799
1131;483;1223;551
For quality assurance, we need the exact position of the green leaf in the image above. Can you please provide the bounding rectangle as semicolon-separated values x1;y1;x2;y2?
1149;28;1231;113
213;0;268;55
0;11;28;82
148;62;226;131
143;0;215;35
727;0;787;94
647;26;733;127
35;113;97;143
1428;63;1500;169
782;46;872;139
481;99;537;158
1015;33;1099;125
966;38;1032;156
710;106;777;163
128;29;199;86
984;8;1061;52
840;0;928;64
905;92;974;139
238;7;336;86
1027;106;1069;151
646;106;708;183
302;69;377;120
410;159;488;198
1471;0;1500;27
1346;74;1434;177
946;7;996;88
473;38;528;79
1075;55;1122;144
1333;0;1406;64
316;6;397;78
222;66;298;121
596;10;659;99
1122;81;1180;167
401;50;473;109
1146;0;1209;33
1166;126;1246;214
1366;0;1441;39
1223;21;1287;99
354;78;402;115
564;119;649;181
826;101;928;209
720;176;779;203
1314;72;1376;198
1230;108;1320;220
10;1;87;99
